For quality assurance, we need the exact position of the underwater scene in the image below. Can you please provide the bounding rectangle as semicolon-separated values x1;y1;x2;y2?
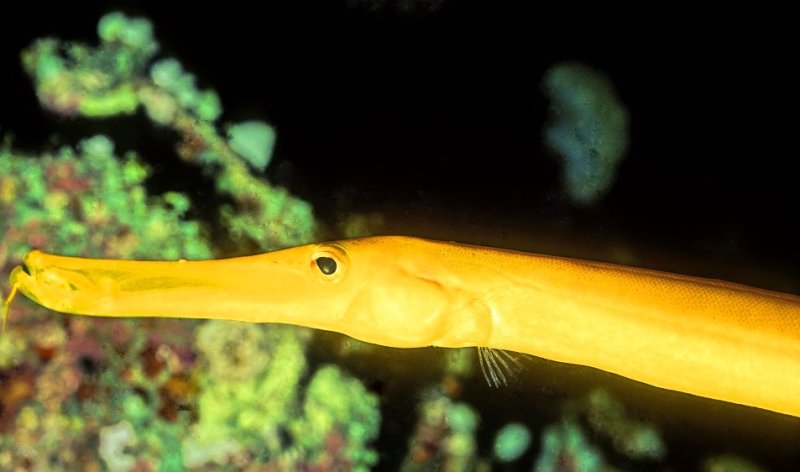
1;3;798;471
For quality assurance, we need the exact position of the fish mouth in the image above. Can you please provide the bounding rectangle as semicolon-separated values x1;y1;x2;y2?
3;265;36;331
9;262;47;308
10;264;34;295
9;251;85;313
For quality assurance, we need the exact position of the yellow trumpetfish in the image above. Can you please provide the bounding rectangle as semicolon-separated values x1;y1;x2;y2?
3;236;799;417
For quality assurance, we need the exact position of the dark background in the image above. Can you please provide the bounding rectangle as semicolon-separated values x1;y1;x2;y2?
2;3;797;288
1;3;798;469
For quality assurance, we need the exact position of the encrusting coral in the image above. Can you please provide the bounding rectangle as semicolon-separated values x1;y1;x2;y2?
21;11;316;251
1;11;380;470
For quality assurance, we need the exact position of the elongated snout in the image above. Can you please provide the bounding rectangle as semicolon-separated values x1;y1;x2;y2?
8;248;338;324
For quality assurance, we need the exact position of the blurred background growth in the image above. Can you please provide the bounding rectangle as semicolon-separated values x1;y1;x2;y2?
1;2;798;471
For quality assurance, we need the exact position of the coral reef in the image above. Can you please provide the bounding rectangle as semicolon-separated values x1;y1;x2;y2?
582;389;665;461
492;422;531;463
1;10;381;471
0;134;211;264
21;11;316;250
534;420;605;472
542;61;629;206
297;365;381;470
398;386;671;471
184;322;380;470
400;387;480;472
532;388;667;471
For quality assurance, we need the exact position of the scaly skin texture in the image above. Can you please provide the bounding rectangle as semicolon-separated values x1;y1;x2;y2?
5;236;800;417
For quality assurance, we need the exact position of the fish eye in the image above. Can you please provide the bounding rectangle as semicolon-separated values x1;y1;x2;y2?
316;256;337;275
310;244;348;283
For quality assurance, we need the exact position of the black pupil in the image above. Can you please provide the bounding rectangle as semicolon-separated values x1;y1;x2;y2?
316;257;337;275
